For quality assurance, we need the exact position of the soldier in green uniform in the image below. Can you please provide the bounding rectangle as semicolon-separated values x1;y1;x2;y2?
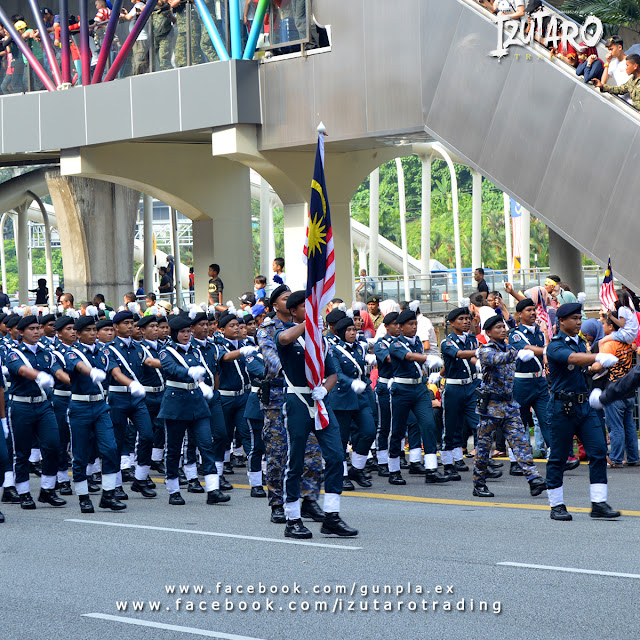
170;0;203;67
152;0;175;70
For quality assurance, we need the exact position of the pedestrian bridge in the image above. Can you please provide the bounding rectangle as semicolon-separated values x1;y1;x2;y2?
1;0;639;301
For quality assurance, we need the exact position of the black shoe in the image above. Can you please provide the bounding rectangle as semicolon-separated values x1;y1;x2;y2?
564;459;580;471
270;505;286;523
399;456;409;469
150;460;166;475
187;478;205;493
443;464;461;481
0;510;4;523
38;488;66;507
79;495;94;513
454;459;469;472
473;484;495;498
424;469;449;483
29;461;42;477
56;481;73;495
114;486;129;501
348;467;372;487
178;469;188;486
342;477;355;491
207;489;231;504
145;477;156;490
528;477;547;496
590;502;621;519
486;468;503;480
285;518;313;539
223;462;235;475
87;480;101;493
121;469;134;483
99;489;127;511
388;471;406;485
488;459;504;469
2;486;20;503
320;512;358;537
510;462;524;476
550;504;572;521
91;472;102;484
408;462;427;475
250;486;267;498
301;499;325;522
19;492;36;510
231;453;247;468
169;492;186;505
131;478;157;498
377;463;389;477
365;456;378;471
219;476;233;491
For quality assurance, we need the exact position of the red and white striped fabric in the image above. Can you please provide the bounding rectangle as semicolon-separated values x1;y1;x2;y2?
95;8;111;26
600;257;618;311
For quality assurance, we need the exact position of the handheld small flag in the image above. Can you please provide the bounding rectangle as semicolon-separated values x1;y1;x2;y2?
600;257;618;310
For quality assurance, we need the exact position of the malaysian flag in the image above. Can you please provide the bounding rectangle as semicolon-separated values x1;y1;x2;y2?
510;198;522;271
536;289;552;340
303;129;335;429
600;257;618;310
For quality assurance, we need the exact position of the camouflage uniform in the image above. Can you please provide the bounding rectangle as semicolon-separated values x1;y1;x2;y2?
257;317;323;507
600;75;640;111
199;1;219;62
474;341;542;486
174;2;203;68
152;4;174;70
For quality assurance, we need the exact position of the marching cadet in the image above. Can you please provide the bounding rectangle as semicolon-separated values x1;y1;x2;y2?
96;319;115;346
4;315;21;347
545;303;620;521
105;310;158;500
158;315;229;506
440;307;483;480
39;314;58;348
65;315;125;513
325;308;347;344
0;349;9;520
157;315;170;345
276;291;357;539
137;315;167;475
473;315;547;498
327;316;377;490
189;311;230;491
373;312;401;477
6;315;69;509
387;309;447;485
257;285;325;525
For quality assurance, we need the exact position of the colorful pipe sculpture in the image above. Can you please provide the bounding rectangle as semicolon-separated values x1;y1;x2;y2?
78;0;91;85
243;0;269;60
92;0;124;83
27;0;63;87
193;0;230;61
59;0;72;85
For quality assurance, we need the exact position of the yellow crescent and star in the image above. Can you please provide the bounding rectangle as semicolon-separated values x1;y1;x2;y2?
307;179;327;257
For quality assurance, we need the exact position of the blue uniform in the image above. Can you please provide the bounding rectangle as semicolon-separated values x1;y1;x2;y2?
509;324;552;450
50;342;73;482
545;331;608;505
6;342;61;494
374;335;395;464
64;342;119;493
139;339;166;462
440;331;480;465
243;349;267;487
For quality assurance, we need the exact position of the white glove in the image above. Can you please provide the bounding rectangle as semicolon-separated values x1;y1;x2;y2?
577;292;587;304
365;354;377;366
475;359;482;373
199;381;214;400
1;366;8;376
1;418;8;439
129;380;146;398
428;372;441;385
589;388;603;410
36;371;55;389
367;338;376;346
426;355;444;369
517;349;535;362
239;346;256;357
188;366;206;382
89;368;106;384
311;386;328;401
351;379;367;394
596;353;619;368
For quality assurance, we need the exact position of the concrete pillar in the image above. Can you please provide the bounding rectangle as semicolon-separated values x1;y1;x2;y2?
16;202;30;304
282;202;308;293
170;207;183;309
520;206;530;286
369;168;379;278
193;219;214;306
357;247;368;274
549;229;584;293
143;194;154;293
45;169;140;306
471;170;482;270
268;199;276;274
0;213;8;295
259;177;271;278
331;201;355;304
420;157;431;277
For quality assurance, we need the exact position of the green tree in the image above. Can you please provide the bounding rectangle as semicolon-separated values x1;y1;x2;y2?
561;0;640;34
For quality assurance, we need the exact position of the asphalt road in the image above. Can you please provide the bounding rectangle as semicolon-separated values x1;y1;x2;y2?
2;459;639;640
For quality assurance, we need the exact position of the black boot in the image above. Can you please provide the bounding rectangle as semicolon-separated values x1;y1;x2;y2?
207;489;231;504
301;499;325;522
121;468;134;483
348;466;372;487
408;462;427;475
38;488;67;507
169;492;186;505
528;477;547;496
486;467;503;479
99;489;127;511
250;486;267;498
114;486;129;501
178;469;188;486
131;478;157;498
87;479;101;493
78;495;94;513
231;453;247;468
57;481;73;496
150;460;166;475
424;469;449;483
19;492;36;510
29;461;42;477
270;505;286;523
285;518;312;539
388;471;406;485
91;472;102;484
145;477;156;489
399;455;409;469
0;510;4;523
1;486;20;503
365;456;378;472
443;464;461;481
219;476;234;491
377;463;389;477
320;512;358;537
550;504;572;521
564;458;580;471
590;502;621;519
342;476;355;491
454;459;469;472
187;478;204;493
510;462;524;476
488;459;504;469
223;462;235;475
473;484;495;498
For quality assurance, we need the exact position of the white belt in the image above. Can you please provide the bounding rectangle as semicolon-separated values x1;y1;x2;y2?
250;385;260;394
53;390;72;397
377;377;391;384
143;385;165;393
108;386;129;393
71;394;104;402
445;377;473;385
219;389;244;397
515;372;543;379
393;377;421;385
12;395;46;404
286;386;312;395
166;381;198;391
